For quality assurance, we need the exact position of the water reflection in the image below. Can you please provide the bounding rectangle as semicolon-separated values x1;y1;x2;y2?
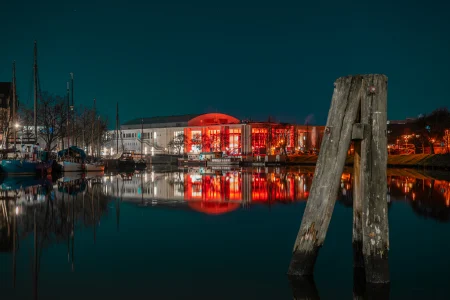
0;173;108;299
1;167;450;299
101;167;315;215
98;167;450;218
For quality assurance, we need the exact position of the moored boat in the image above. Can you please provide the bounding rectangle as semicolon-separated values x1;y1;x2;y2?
85;162;105;172
0;159;53;176
57;146;86;172
0;160;39;175
58;161;83;172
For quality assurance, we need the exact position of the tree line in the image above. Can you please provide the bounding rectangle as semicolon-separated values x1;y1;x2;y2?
1;91;108;154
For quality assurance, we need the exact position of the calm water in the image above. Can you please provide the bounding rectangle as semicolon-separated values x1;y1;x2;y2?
1;167;450;299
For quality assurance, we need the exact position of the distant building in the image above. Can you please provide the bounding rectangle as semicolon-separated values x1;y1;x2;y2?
104;113;325;156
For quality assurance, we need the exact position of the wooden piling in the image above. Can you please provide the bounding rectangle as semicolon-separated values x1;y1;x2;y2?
360;75;389;283
353;139;364;268
288;76;364;276
288;74;389;283
352;103;365;269
288;276;320;300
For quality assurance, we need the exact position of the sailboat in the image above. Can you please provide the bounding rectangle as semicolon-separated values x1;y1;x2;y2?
0;42;53;175
58;146;85;172
58;74;84;172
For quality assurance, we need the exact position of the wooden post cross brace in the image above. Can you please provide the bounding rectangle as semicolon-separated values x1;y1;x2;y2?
288;75;390;284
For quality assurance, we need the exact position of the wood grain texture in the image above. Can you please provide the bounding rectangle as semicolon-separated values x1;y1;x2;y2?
360;74;390;283
288;75;364;276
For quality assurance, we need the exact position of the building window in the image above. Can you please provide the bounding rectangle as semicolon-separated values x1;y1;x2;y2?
251;128;268;154
229;129;241;155
208;129;221;152
191;130;201;153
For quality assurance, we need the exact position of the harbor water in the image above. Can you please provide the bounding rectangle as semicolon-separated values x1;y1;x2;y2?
1;167;450;299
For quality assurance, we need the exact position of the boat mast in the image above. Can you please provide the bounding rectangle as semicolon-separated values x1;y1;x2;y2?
33;41;38;144
97;115;100;157
66;82;70;148
91;99;96;157
116;102;119;154
12;61;17;151
141;118;143;159
70;73;75;146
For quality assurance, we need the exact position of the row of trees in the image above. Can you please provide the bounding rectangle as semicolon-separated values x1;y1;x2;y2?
1;91;108;154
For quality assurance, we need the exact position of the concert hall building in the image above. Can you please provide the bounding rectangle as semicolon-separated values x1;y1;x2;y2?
104;113;324;156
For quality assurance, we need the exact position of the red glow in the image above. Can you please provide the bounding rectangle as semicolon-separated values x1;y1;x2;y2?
188;201;241;215
188;113;240;126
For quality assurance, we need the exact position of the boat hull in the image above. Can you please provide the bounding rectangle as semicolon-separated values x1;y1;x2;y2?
0;160;39;175
85;163;105;172
59;161;83;172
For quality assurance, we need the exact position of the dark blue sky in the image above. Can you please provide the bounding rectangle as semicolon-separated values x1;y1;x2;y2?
2;0;449;126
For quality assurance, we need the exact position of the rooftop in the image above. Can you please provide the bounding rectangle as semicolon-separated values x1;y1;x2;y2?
123;114;201;126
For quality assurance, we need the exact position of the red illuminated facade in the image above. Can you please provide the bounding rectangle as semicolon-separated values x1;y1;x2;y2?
113;112;324;156
182;113;324;156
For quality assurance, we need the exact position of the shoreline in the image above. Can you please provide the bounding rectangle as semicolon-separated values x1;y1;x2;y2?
284;154;450;170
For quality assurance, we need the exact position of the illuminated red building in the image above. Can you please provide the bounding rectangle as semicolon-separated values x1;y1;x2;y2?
110;113;325;156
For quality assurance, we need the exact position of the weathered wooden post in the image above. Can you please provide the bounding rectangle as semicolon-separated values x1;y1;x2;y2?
359;75;389;283
288;74;389;284
287;75;364;275
289;276;320;300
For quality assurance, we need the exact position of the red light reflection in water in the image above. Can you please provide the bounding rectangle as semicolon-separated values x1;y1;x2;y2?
188;201;241;215
182;171;315;214
181;171;450;215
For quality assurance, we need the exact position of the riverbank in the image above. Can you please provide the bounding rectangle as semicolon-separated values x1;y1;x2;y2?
287;154;450;170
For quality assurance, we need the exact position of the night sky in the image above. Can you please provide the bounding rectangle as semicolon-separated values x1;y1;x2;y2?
2;0;449;127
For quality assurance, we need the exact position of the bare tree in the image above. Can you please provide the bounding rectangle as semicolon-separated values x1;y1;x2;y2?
168;133;187;155
18;106;35;144
97;117;109;156
218;130;230;152
0;108;12;149
190;133;202;153
273;125;292;155
278;128;291;156
37;92;68;151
